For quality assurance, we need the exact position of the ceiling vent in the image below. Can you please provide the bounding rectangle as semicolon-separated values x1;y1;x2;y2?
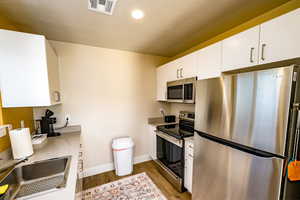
88;0;118;15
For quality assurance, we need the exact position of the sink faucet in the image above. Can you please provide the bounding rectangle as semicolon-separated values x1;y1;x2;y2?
0;158;28;174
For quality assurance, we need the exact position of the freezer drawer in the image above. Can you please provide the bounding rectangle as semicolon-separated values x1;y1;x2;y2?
193;133;284;200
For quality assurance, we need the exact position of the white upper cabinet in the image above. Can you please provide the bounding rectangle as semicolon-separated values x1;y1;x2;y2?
166;60;180;81
222;26;260;71
178;52;197;79
259;8;300;64
197;42;222;80
156;66;166;101
156;9;300;101
0;29;61;107
156;64;168;101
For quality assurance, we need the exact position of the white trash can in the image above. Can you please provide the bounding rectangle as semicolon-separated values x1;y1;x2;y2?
112;137;134;176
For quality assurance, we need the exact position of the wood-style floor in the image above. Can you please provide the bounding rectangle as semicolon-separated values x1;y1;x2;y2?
83;160;191;200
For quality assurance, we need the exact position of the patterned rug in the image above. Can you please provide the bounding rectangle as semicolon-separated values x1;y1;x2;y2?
77;172;167;200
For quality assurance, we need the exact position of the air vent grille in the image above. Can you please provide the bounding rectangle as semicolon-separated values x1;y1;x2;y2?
88;0;118;15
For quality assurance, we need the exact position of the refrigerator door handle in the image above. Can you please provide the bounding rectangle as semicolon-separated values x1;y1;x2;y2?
195;130;286;159
292;110;300;160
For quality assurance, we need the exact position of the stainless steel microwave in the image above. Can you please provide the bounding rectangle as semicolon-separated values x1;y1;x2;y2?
167;77;196;103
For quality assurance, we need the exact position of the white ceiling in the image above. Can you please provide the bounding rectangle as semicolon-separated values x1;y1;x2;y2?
0;0;290;57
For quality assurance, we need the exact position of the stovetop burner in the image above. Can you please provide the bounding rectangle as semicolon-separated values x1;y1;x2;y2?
157;123;194;139
157;111;195;139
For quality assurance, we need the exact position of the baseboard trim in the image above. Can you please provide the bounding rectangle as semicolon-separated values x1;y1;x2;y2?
83;154;152;178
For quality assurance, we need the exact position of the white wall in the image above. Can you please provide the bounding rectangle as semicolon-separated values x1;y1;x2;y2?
34;41;168;176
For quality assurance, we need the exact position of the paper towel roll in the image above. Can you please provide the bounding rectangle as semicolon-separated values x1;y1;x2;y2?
9;128;33;159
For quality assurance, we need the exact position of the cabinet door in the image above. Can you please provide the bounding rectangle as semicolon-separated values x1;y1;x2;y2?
156;66;167;101
0;30;51;107
76;142;84;197
166;60;181;81
197;42;222;80
259;8;300;64
46;41;61;105
185;140;194;193
184;144;189;190
187;156;193;193
222;26;260;71
179;53;197;79
149;125;157;160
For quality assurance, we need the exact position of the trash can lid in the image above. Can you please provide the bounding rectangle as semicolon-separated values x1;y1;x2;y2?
112;137;134;149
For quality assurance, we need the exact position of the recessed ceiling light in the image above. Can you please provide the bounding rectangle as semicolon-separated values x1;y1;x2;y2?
131;9;144;20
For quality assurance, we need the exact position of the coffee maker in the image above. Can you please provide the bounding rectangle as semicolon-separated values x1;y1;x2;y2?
37;109;60;137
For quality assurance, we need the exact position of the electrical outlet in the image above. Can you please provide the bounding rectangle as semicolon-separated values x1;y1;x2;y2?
65;114;71;122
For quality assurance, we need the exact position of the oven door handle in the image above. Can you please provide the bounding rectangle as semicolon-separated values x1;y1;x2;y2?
156;131;183;148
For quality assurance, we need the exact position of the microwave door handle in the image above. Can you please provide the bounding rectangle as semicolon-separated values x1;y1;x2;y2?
182;84;185;103
180;68;183;78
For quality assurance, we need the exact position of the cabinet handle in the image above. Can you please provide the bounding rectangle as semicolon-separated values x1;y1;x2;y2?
261;44;266;61
176;69;179;79
250;47;254;63
180;68;183;78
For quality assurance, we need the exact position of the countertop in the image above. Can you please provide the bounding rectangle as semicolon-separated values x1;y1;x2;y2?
148;117;178;126
18;126;81;200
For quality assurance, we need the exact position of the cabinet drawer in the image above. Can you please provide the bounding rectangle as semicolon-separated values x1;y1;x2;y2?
186;140;194;157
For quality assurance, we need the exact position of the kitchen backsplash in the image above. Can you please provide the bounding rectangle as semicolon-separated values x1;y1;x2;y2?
169;103;195;116
0;96;34;153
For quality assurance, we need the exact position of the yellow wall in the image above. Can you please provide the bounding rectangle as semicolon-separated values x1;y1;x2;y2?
0;16;34;152
171;0;300;61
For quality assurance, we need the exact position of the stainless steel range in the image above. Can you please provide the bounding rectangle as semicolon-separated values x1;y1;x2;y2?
155;111;194;192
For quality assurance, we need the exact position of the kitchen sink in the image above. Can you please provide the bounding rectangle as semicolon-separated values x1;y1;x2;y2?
0;156;71;199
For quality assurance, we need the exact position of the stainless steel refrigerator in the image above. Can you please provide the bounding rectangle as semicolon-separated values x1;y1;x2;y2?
193;65;300;200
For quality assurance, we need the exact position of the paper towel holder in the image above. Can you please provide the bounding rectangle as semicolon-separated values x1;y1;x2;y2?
9;128;34;160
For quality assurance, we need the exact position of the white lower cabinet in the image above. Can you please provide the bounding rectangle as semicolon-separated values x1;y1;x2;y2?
149;125;157;160
76;142;84;197
184;139;194;193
